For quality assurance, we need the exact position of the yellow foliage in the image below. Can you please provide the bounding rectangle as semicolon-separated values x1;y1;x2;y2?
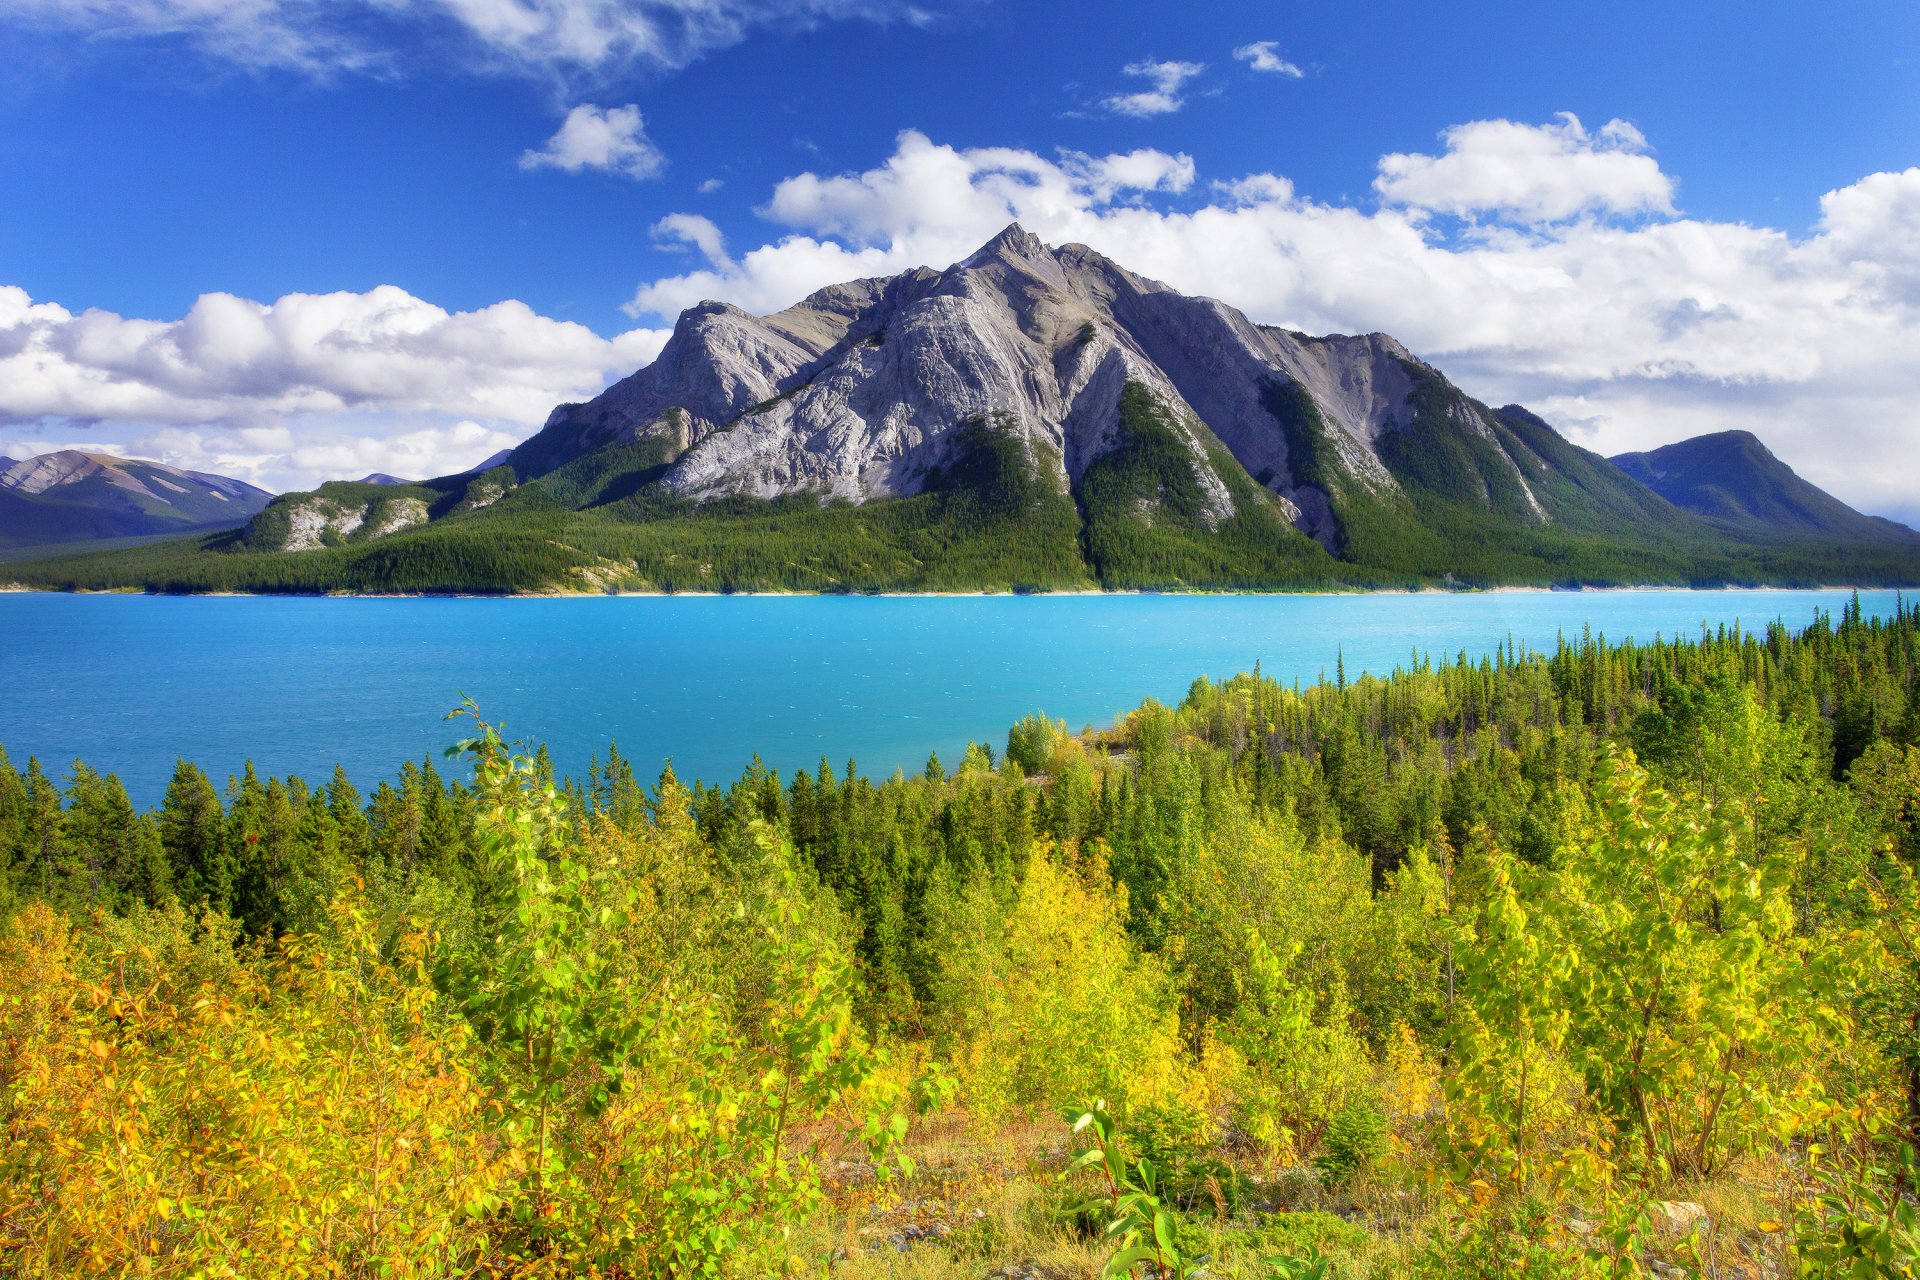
0;899;506;1278
1381;1021;1441;1126
931;838;1186;1122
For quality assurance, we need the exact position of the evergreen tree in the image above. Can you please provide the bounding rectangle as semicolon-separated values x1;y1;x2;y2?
61;762;166;908
325;764;373;863
0;746;27;899
160;759;227;910
21;758;64;901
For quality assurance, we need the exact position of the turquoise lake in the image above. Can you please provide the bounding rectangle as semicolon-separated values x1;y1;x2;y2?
0;589;1905;807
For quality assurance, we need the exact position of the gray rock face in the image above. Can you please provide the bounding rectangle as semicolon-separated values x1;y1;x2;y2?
515;224;1542;545
272;491;429;551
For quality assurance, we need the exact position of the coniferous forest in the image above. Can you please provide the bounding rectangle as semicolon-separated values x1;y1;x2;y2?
5;597;1920;1277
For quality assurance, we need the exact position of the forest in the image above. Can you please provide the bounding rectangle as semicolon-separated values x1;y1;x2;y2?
3;595;1920;1277
10;391;1920;597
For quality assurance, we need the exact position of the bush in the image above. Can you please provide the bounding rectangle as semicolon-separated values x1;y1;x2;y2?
1318;1100;1389;1184
1006;711;1071;774
1252;1210;1375;1258
926;840;1187;1120
1129;1095;1215;1170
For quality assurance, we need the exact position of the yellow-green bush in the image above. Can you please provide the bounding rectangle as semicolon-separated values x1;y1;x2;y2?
926;839;1186;1121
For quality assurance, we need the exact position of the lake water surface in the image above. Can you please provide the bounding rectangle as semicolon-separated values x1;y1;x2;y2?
1;589;1904;807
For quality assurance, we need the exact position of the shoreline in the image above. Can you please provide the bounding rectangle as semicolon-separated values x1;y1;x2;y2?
0;582;1909;601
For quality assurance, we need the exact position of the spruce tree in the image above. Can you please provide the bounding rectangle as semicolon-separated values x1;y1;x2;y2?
325;764;373;863
160;759;227;909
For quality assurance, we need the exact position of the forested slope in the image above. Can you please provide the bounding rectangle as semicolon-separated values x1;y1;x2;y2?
4;598;1920;1275
11;226;1920;593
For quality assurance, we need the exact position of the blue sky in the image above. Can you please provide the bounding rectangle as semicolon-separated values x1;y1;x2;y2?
2;0;1918;521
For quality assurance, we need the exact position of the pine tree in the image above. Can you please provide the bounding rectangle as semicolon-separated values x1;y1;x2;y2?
224;764;275;931
371;764;426;870
0;746;28;898
325;764;373;864
160;759;228;909
21;759;64;901
62;762;166;908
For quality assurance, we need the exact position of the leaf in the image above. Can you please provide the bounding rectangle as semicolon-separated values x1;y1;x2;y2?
1102;1245;1161;1280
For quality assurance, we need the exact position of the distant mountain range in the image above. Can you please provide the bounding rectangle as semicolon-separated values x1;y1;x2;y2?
1611;431;1918;545
6;226;1918;593
0;451;271;552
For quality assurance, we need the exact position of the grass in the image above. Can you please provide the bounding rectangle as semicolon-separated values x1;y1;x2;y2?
785;1111;1808;1280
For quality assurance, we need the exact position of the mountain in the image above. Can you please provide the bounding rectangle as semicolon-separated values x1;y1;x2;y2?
356;473;413;486
9;227;1920;593
1611;431;1919;545
0;451;272;551
463;449;513;475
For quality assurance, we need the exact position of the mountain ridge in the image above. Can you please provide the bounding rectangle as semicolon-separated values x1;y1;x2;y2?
0;450;272;551
7;226;1919;593
1611;431;1919;545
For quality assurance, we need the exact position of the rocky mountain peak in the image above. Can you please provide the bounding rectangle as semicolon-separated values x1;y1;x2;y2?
492;227;1668;553
964;222;1051;268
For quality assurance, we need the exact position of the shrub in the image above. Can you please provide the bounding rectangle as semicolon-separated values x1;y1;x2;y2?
927;840;1187;1120
1318;1100;1390;1184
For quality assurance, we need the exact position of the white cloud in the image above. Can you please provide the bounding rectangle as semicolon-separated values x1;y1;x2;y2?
697;176;724;193
1101;58;1205;118
519;103;664;179
8;114;1919;527
625;131;1198;316
1375;113;1675;224
1233;40;1301;77
0;0;939;79
0;283;669;491
618;129;1920;526
651;212;732;266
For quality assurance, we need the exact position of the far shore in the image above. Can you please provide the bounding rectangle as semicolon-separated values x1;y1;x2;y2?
1;581;1909;601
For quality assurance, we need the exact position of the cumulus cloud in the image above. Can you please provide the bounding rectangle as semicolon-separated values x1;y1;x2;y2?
9;114;1918;526
618;128;1920;526
0;283;669;492
1233;40;1301;77
1101;58;1205;118
520;103;664;179
1375;113;1675;224
625;131;1198;316
0;0;941;79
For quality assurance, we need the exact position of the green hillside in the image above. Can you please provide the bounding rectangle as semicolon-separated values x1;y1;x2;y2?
7;382;1920;593
1613;429;1920;543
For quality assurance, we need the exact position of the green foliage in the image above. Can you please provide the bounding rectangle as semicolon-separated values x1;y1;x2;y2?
5;599;1920;1274
1249;1210;1372;1259
925;843;1185;1118
1077;383;1336;589
1006;710;1071;773
1066;1101;1206;1280
1793;1147;1920;1278
1411;1194;1608;1279
1221;930;1374;1166
1445;847;1577;1182
1317;1099;1389;1184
